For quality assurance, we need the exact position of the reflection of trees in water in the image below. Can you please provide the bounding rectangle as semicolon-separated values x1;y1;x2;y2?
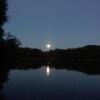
10;60;100;75
0;64;10;100
48;61;100;75
0;68;8;91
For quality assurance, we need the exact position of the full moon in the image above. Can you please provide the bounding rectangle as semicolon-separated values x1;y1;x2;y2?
46;44;51;49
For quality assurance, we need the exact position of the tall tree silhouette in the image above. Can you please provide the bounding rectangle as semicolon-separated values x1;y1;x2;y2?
0;0;20;47
0;0;8;42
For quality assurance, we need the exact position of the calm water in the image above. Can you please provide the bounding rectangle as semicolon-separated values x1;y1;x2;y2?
1;66;100;100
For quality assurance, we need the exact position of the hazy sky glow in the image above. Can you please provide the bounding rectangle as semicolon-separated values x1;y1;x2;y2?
4;0;100;50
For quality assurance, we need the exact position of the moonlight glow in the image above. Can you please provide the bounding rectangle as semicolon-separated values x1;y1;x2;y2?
46;44;51;49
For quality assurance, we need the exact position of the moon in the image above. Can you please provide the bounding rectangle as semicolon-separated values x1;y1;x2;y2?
46;44;51;49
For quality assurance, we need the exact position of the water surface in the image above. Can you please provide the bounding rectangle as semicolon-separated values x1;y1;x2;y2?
1;66;100;100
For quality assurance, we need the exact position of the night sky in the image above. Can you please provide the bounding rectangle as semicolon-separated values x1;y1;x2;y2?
4;0;100;50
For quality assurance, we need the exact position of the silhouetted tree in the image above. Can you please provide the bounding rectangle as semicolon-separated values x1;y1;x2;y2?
0;0;8;40
0;0;21;49
5;32;21;48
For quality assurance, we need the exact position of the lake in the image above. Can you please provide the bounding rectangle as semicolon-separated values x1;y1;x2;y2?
0;64;100;100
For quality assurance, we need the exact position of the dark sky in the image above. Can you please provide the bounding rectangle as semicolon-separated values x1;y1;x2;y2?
4;0;100;50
